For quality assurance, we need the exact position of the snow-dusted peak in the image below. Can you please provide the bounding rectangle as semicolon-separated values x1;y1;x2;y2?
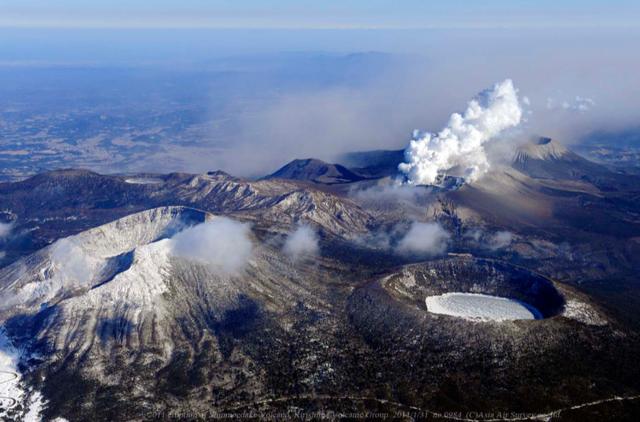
63;238;173;310
0;206;207;313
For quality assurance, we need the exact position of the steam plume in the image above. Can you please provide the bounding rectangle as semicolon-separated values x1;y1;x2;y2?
397;222;450;256
283;225;320;260
50;238;100;284
487;230;514;250
170;218;253;273
399;79;522;185
0;222;13;240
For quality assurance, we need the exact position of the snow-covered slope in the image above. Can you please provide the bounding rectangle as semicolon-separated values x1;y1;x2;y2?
0;206;205;314
173;172;373;237
0;206;333;418
0;169;374;266
0;329;44;421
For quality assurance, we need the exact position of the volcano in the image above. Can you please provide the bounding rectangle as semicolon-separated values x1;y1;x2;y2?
0;136;639;420
511;137;637;191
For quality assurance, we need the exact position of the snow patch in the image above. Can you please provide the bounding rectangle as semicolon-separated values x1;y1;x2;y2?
124;177;163;185
425;292;541;321
23;391;45;422
398;271;417;289
563;300;607;326
0;207;204;313
0;329;45;421
63;238;172;310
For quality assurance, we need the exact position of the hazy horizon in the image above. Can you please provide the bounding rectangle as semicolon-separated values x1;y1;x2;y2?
1;23;640;178
3;0;640;29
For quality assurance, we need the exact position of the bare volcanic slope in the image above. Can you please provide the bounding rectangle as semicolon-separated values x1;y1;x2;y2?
443;138;640;237
512;137;638;191
337;149;405;178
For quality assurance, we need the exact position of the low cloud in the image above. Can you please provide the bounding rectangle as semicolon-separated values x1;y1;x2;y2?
487;230;514;250
464;228;514;251
351;183;432;204
397;222;450;256
0;222;13;240
283;225;320;260
350;183;436;220
170;218;253;273
0;222;12;261
546;96;596;113
50;238;100;284
355;229;395;251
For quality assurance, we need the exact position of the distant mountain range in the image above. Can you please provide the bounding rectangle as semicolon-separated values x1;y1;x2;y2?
268;137;636;190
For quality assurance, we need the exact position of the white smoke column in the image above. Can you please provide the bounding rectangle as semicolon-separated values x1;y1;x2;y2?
283;225;320;260
399;79;522;185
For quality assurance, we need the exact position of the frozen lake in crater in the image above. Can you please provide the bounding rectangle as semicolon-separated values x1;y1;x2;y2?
124;177;163;185
425;293;542;321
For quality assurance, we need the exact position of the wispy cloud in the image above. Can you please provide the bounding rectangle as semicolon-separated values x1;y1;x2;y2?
0;222;13;240
546;96;596;113
397;222;450;256
486;230;514;250
50;238;101;284
283;225;320;260
170;218;253;273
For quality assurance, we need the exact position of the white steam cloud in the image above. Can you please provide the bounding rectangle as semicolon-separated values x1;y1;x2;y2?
50;238;101;284
0;222;12;260
283;225;320;260
487;230;514;250
399;79;523;185
0;222;13;240
464;228;514;251
397;222;450;256
170;218;253;273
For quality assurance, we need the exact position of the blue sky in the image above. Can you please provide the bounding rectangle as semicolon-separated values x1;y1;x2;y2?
1;0;639;29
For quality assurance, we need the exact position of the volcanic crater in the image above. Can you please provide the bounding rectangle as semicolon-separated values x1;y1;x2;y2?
380;256;566;320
